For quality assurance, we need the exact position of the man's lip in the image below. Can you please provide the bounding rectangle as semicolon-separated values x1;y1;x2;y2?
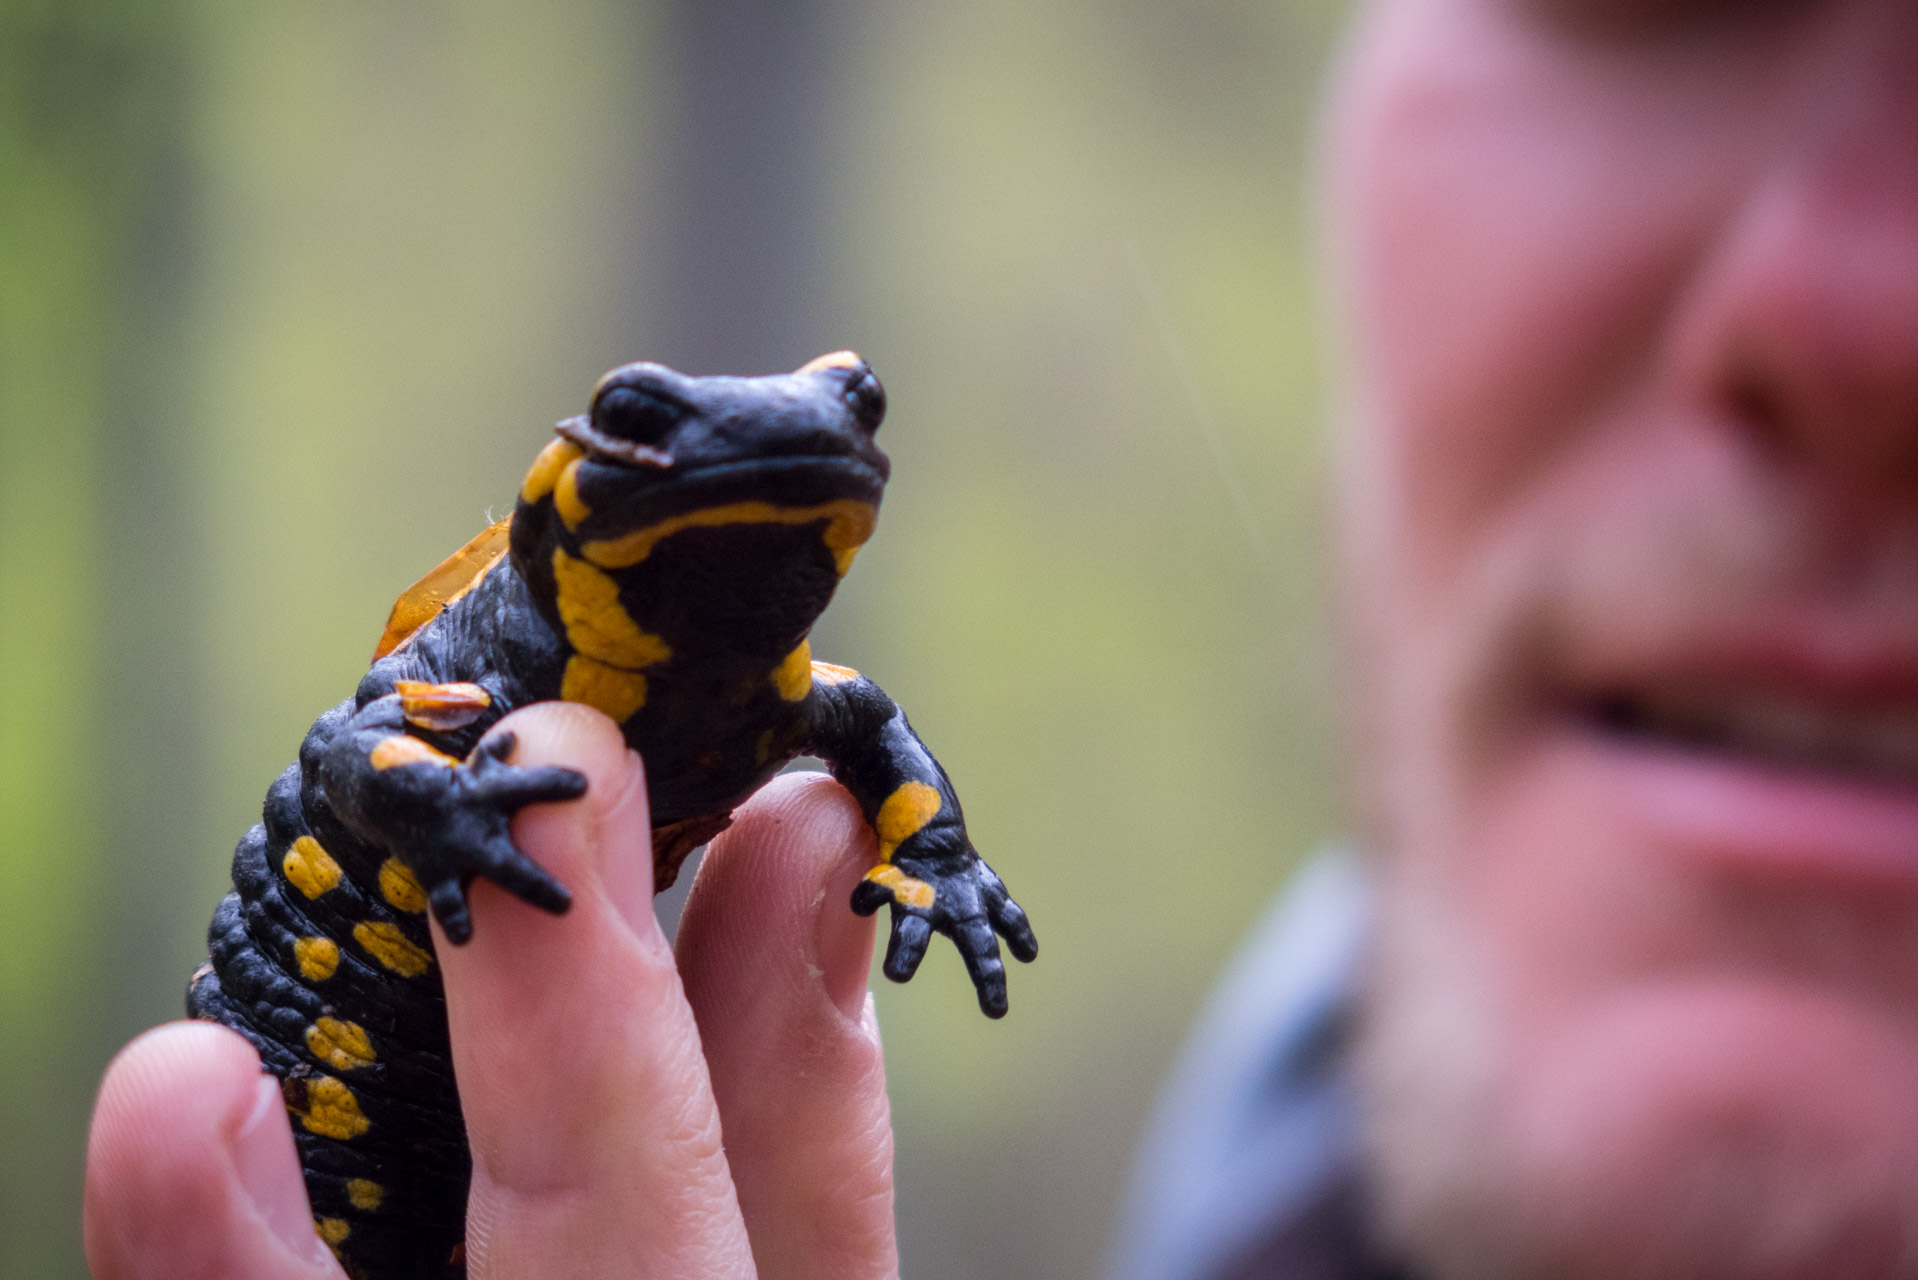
1558;615;1918;708
1558;718;1918;888
1585;685;1918;784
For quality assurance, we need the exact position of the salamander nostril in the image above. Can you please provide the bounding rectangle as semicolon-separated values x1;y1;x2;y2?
847;368;887;433
592;383;678;445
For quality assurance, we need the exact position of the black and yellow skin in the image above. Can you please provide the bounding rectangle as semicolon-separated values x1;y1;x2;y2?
186;353;1037;1280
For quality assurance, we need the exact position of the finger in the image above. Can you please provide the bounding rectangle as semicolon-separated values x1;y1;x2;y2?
474;764;589;809
989;891;1039;965
882;912;934;984
849;878;891;916
956;917;1009;1018
85;1021;345;1280
437;700;754;1280
676;773;899;1280
481;844;575;915
428;879;474;944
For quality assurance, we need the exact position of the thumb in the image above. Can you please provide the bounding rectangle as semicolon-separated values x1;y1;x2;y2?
85;1021;345;1279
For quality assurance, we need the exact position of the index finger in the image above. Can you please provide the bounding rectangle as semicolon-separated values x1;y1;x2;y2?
437;701;755;1279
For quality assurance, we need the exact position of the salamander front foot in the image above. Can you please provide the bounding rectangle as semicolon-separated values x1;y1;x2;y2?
400;731;588;944
851;848;1037;1018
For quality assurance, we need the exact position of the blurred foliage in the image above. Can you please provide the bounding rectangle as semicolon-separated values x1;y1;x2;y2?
838;6;1349;1272
0;0;1349;1275
0;0;187;1274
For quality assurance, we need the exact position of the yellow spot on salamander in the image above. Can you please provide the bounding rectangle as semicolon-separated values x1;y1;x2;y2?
772;640;813;700
316;1217;351;1248
864;864;937;910
296;1076;369;1141
555;456;592;529
521;436;584;504
282;836;342;899
580;498;877;576
346;1179;384;1212
394;680;491;732
293;936;340;981
794;349;863;374
378;858;428;914
550;549;673;669
373;517;512;662
810;660;860;686
561;653;649;722
369;734;458;771
354;921;434;978
306;1017;377;1072
875;781;942;863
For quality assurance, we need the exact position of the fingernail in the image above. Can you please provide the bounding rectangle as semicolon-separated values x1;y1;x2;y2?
598;750;670;950
230;1075;333;1268
818;877;879;1021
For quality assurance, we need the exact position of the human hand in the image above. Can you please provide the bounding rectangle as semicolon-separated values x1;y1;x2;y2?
84;702;898;1279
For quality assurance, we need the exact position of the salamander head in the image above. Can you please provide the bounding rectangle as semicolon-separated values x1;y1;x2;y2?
511;354;892;687
565;351;887;480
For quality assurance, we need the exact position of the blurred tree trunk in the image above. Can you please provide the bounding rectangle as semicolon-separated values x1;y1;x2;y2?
640;0;850;375
644;0;853;931
0;3;190;1276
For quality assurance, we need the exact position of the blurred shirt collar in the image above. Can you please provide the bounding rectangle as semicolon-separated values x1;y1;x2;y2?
1104;849;1420;1280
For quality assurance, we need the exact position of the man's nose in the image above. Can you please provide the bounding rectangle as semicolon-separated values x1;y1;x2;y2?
1673;15;1918;483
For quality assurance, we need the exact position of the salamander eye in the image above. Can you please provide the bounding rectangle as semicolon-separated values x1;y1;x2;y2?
846;368;886;433
592;384;679;445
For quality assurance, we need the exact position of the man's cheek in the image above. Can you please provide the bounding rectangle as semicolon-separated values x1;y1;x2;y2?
1335;29;1736;595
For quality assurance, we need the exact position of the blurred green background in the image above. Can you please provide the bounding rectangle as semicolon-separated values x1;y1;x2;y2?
0;0;1348;1274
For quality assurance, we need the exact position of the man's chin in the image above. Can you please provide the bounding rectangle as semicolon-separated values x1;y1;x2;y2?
1361;912;1918;1280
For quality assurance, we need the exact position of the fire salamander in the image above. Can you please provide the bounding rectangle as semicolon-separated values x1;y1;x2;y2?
186;352;1037;1280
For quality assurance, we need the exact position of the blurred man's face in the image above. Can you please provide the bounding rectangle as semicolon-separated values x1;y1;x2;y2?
1329;1;1918;1276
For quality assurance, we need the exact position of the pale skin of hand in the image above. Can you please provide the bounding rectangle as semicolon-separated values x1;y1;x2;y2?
83;701;901;1280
